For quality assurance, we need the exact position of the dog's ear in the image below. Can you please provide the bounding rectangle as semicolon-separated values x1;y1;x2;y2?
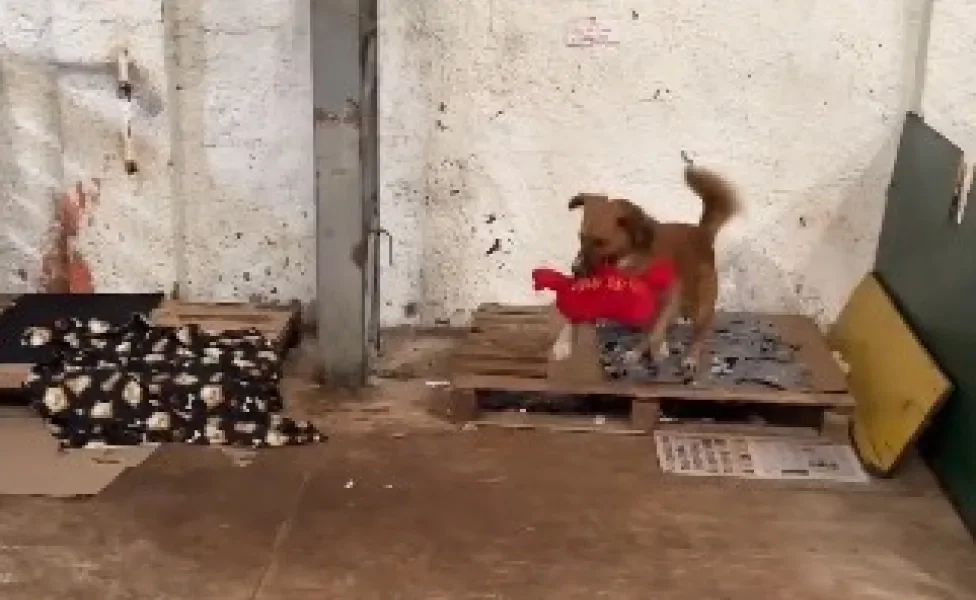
568;193;606;211
617;201;655;249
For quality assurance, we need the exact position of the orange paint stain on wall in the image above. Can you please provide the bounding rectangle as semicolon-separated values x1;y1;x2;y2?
40;180;99;293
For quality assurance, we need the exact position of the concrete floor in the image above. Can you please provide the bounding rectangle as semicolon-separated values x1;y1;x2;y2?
0;334;974;599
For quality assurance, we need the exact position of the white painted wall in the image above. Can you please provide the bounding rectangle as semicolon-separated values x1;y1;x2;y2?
2;0;973;329
379;0;934;327
923;0;976;157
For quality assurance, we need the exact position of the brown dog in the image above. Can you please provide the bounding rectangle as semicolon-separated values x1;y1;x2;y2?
552;164;739;378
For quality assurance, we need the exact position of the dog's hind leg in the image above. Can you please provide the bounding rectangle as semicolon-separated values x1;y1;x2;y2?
682;268;718;379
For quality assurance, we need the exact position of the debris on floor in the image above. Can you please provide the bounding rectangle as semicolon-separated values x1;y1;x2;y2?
23;315;325;449
219;446;258;467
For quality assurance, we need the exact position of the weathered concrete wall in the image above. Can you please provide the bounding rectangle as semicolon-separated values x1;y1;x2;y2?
2;0;973;329
2;2;68;293
923;0;976;157
170;0;314;303
0;0;312;301
378;0;933;327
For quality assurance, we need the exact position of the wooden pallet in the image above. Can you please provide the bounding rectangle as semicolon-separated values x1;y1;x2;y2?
149;300;300;352
439;304;855;438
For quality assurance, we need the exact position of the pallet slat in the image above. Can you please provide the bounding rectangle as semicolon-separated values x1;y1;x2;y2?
453;373;855;408
0;364;29;389
451;361;548;379
149;300;299;351
454;337;553;360
470;411;644;435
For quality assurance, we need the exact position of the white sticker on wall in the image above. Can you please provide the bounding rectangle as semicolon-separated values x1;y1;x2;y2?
565;17;620;48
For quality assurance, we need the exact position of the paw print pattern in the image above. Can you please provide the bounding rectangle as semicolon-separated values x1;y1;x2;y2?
24;314;325;449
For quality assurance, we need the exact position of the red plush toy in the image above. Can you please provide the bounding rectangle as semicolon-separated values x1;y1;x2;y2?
532;260;676;327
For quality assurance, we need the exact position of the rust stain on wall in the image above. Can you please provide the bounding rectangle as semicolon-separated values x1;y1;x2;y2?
40;180;100;293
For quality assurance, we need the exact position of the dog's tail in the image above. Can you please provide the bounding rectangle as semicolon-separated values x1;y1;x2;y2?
685;164;739;242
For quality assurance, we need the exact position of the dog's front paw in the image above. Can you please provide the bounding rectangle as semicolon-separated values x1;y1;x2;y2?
550;337;572;361
650;340;670;362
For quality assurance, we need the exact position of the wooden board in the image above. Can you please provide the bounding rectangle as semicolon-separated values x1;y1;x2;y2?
452;304;560;378
441;303;855;435
150;300;299;351
829;274;952;476
454;374;854;407
470;411;645;435
0;364;29;390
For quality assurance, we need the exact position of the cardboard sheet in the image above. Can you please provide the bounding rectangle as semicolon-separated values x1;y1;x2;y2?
0;409;157;496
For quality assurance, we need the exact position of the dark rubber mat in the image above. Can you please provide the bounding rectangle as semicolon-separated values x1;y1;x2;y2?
598;313;815;390
0;293;164;365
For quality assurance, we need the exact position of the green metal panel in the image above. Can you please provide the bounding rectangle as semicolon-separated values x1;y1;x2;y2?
875;112;976;531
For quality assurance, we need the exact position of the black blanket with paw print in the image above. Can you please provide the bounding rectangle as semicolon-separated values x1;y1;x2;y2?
22;315;324;449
